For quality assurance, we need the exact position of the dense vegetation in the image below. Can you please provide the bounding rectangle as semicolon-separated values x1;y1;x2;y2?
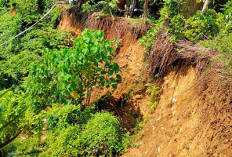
0;0;231;156
139;0;232;72
0;0;126;156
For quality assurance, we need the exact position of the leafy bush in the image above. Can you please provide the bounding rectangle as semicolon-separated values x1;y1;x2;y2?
20;28;67;53
80;111;129;156
82;0;119;16
10;0;57;25
184;9;221;42
0;12;22;59
168;14;185;41
4;104;94;156
34;105;93;156
164;0;180;17
0;51;39;83
222;0;232;33
200;33;232;74
41;123;82;156
9;111;129;157
27;29;122;108
158;0;182;22
0;0;9;7
168;10;222;42
42;104;94;130
134;118;146;134
0;1;67;90
139;27;158;53
0;89;28;152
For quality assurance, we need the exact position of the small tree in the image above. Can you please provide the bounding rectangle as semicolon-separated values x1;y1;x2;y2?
28;29;122;108
143;0;149;19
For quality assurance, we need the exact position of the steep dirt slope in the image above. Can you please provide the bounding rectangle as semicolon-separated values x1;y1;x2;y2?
123;66;232;156
58;8;232;156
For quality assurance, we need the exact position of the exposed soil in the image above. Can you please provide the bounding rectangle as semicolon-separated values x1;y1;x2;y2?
123;66;232;156
58;7;232;156
57;7;84;35
86;15;151;129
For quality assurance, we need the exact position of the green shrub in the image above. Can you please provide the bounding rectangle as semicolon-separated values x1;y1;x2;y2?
0;51;40;83
4;104;95;156
10;0;57;25
42;104;94;130
81;111;129;156
134;118;145;134
0;12;22;59
168;14;185;41
27;29;122;108
0;89;28;152
5;136;41;156
38;105;92;156
27;111;129;157
0;2;67;90
139;27;158;53
184;9;221;42
200;33;232;74
41;124;82;156
158;0;183;24
82;0;119;16
164;0;181;17
20;28;67;53
222;0;232;33
0;0;9;7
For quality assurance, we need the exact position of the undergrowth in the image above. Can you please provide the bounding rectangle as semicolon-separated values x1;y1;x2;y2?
146;82;160;112
200;33;232;74
1;0;232;156
1;30;128;156
0;1;127;154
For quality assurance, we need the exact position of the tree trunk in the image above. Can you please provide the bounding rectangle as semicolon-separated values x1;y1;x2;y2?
201;0;210;13
143;0;149;19
129;0;136;18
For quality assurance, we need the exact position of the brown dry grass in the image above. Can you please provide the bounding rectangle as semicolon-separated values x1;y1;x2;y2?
147;32;218;78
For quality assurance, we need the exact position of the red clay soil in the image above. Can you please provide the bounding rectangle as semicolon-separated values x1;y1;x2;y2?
57;8;232;156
